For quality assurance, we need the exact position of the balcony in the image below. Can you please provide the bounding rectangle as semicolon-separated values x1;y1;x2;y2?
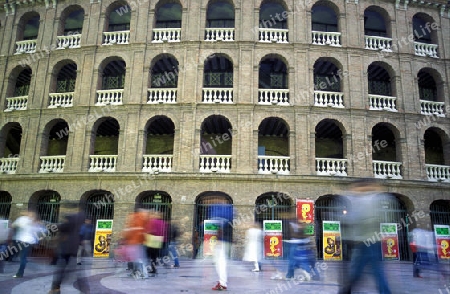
103;30;130;45
152;28;181;43
414;42;438;58
48;92;74;108
420;100;445;117
311;31;341;46
142;155;173;173
199;155;231;173
258;89;289;106
39;156;65;173
96;89;123;105
364;36;392;51
56;34;81;49
89;155;118;172
0;157;19;174
202;88;233;104
205;28;235;42
4;96;28;112
259;28;289;43
15;40;37;54
257;156;290;175
314;91;344;108
369;94;397;112
315;158;347;176
373;160;402;179
147;88;177;104
426;164;450;182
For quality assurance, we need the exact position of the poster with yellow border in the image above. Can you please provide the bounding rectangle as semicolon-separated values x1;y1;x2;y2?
323;221;342;261
93;219;113;258
434;225;450;261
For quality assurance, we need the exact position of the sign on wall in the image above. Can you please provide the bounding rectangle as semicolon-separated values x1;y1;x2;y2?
380;223;400;260
203;220;221;256
322;221;342;261
93;219;113;258
263;220;283;259
434;224;450;261
296;199;315;235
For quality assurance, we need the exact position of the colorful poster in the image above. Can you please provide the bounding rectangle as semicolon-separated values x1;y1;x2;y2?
434;225;450;261
203;220;221;256
323;221;342;261
263;220;283;259
296;199;315;235
93;219;113;258
380;223;400;260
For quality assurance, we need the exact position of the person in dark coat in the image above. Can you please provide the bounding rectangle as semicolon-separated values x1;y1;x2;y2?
48;208;90;294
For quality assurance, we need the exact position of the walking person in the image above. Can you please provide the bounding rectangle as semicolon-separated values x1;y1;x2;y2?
168;220;180;268
145;210;166;275
243;221;263;272
77;218;94;265
122;209;148;279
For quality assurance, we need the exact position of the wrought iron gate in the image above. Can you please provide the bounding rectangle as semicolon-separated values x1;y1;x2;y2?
430;200;450;226
0;191;12;220
84;192;115;224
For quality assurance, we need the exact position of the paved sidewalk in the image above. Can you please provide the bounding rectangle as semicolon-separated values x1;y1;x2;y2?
0;257;448;293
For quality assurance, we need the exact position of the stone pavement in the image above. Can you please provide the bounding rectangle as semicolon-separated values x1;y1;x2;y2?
0;257;448;294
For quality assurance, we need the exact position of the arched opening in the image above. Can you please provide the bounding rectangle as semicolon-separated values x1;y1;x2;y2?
311;3;338;32
206;0;234;28
0;122;22;159
19;13;40;41
10;67;32;98
259;1;287;29
372;123;402;179
315;119;346;176
430;200;450;226
155;2;182;28
424;128;445;165
82;190;115;224
54;62;77;93
0;191;12;220
106;2;131;32
203;54;233;88
89;118;120;172
364;8;389;37
150;55;179;89
143;116;175;173
60;6;84;35
259;56;288;89
101;59;126;90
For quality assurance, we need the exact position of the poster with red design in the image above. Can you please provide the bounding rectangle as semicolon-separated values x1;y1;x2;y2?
434;225;450;261
380;223;400;260
296;199;315;235
203;220;221;257
263;220;283;259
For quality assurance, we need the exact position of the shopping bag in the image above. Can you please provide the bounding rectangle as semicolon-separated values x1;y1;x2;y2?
145;234;163;249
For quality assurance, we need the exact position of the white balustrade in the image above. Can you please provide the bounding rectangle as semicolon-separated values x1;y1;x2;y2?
89;155;118;172
147;88;177;104
315;158;347;176
364;36;392;51
420;100;445;117
56;34;81;49
258;156;290;175
0;158;19;174
152;28;181;43
39;156;65;173
258;89;290;105
199;155;232;173
15;39;37;54
314;91;344;108
48;92;74;108
426;164;450;182
414;42;438;58
142;155;173;173
103;30;130;45
259;28;289;43
311;31;341;46
4;96;28;112
96;89;123;105
202;88;233;104
369;94;397;112
372;160;402;179
205;28;235;42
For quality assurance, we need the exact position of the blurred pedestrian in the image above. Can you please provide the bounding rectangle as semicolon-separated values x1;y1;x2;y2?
122;208;148;279
410;228;435;278
145;210;166;275
192;228;200;259
243;221;262;272
339;179;392;294
48;207;90;294
0;219;8;273
77;218;94;265
168;220;180;268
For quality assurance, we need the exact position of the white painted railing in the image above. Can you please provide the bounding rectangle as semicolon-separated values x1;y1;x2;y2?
15;39;37;54
0;158;19;174
314;91;344;108
315;158;347;176
103;30;130;45
414;42;438;58
56;34;81;49
373;160;402;179
39;156;65;173
147;88;177;104
4;96;28;112
48;92;74;108
258;156;290;175
205;28;235;42
426;164;450;182
152;28;181;43
96;89;123;105
258;89;289;105
259;28;289;43
199;155;231;173
364;35;392;51
420;100;445;117
369;94;397;112
202;88;233;104
89;155;118;172
311;31;341;46
142;155;173;173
